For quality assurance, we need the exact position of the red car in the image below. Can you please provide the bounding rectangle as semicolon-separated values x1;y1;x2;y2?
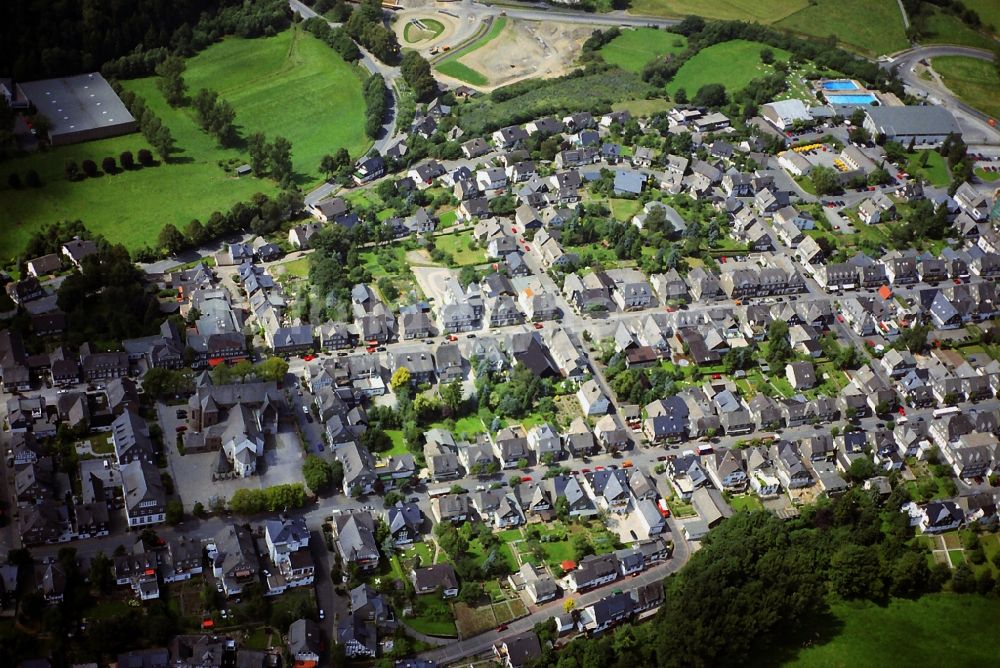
533;322;544;329
496;624;509;632
521;476;532;483
836;315;845;323
666;306;676;312
175;425;187;432
448;335;458;342
581;468;591;473
711;373;722;380
366;346;377;353
595;466;604;471
523;245;531;252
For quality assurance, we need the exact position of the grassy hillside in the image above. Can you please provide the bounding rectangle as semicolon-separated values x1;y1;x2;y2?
627;0;807;23
599;28;688;73
933;55;1000;121
962;0;1000;35
918;4;1000;50
183;26;369;186
665;39;791;97
783;595;1000;667
776;0;909;56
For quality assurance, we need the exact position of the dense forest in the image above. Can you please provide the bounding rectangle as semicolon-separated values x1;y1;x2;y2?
530;485;996;667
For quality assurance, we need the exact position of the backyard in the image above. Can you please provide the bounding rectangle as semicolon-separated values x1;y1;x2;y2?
665;40;793;98
432;231;488;267
905;149;951;188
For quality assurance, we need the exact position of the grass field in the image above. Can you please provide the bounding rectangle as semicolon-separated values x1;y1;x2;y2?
183;27;369;186
435;60;489;86
665;40;792;97
776;0;909;56
599;28;688;73
976;167;1000;182
0;79;276;261
404;18;445;44
932;56;1000;121
919;5;1000;50
433;231;487;266
783;595;1000;667
0;26;368;261
627;0;807;23
906;149;951;188
963;0;1000;35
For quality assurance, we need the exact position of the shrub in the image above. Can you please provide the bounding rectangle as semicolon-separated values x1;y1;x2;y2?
120;151;135;169
102;157;117;174
81;160;99;177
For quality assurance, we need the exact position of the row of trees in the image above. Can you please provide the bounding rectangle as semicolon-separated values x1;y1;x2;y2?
192;88;239;148
115;87;175;160
64;150;155;182
228;483;308;514
155;55;188;107
363;74;388;139
302;16;360;62
400;51;437;102
344;0;400;64
7;169;41;189
247;132;294;185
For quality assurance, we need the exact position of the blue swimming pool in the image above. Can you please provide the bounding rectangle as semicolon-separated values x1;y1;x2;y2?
822;80;859;90
827;93;879;105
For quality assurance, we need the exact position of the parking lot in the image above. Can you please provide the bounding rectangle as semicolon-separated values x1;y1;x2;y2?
167;425;307;511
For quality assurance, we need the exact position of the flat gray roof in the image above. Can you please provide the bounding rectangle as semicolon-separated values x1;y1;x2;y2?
864;106;960;137
18;72;136;139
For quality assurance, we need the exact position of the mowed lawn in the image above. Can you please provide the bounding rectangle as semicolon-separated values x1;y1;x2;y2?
665;40;792;97
933;56;1000;121
776;0;909;56
183;26;369;186
435;61;488;86
599;28;688;73
0;81;275;261
784;595;1000;667
627;0;807;23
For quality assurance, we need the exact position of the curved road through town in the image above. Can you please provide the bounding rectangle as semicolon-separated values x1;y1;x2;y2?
417;521;691;664
889;45;1000;145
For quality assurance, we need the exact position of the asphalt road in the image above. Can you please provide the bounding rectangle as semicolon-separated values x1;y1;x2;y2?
288;0;406;207
418;519;691;664
890;45;1000;145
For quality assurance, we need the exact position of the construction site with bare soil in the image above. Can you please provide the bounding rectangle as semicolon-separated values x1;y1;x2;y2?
393;2;590;91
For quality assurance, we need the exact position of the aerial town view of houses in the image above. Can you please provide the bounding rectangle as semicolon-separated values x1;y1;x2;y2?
2;0;1000;667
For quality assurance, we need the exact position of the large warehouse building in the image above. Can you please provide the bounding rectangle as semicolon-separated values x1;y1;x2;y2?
16;72;138;146
863;106;960;146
